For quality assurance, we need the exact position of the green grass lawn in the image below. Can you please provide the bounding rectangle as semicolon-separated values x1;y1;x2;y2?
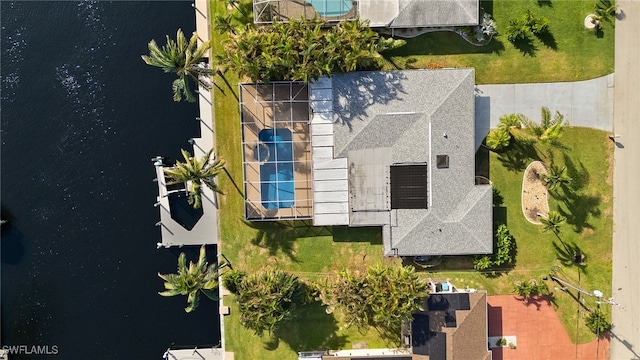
209;0;613;357
210;1;398;357
384;0;614;83
423;127;614;343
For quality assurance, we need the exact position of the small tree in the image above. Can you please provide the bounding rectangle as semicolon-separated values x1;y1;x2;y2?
222;269;246;294
513;279;549;303
539;210;567;235
594;0;617;29
163;149;226;209
522;10;549;34
216;18;405;82
521;107;567;144
213;13;236;35
158;245;222;313
585;307;612;335
235;269;308;336
318;264;427;335
505;18;531;42
542;165;572;192
486;128;512;151
141;29;213;102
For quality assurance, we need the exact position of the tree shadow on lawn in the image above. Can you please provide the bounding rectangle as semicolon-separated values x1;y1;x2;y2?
536;30;558;50
271;301;348;351
496;141;540;172
552;240;587;274
537;0;552;7
389;31;506;57
511;36;538;57
562;153;590;191
557;192;602;233
332;226;382;244
247;220;333;261
514;293;557;310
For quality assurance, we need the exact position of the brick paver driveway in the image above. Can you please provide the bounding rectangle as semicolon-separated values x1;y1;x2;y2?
488;295;609;360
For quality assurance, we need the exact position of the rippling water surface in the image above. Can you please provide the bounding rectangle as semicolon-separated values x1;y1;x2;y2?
1;2;220;358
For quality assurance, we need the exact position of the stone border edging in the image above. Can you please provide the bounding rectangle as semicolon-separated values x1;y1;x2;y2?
522;161;550;225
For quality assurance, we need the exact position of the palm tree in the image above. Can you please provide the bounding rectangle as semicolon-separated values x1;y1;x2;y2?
542;164;572;191
505;18;531;42
141;29;213;102
522;9;549;35
158;245;223;313
318;264;427;336
163;149;226;209
521;107;567;144
235;269;307;336
594;0;617;28
539;210;567;235
513;279;549;303
486;128;512;150
213;13;236;35
499;113;537;144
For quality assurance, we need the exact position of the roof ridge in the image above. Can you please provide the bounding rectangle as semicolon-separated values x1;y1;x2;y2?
445;185;490;222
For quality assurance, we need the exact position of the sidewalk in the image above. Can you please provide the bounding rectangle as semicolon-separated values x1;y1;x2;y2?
475;75;614;148
611;1;640;359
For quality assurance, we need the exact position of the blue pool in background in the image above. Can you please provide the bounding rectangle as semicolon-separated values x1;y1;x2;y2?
259;128;295;209
307;0;352;17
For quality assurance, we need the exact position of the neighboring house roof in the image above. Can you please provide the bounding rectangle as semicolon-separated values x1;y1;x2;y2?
359;0;479;28
321;69;492;256
411;291;491;360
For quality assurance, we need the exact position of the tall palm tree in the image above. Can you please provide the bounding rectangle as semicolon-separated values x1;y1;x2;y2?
158;245;223;313
520;107;567;144
141;29;213;102
542;164;572;191
539;210;567;235
163;149;226;209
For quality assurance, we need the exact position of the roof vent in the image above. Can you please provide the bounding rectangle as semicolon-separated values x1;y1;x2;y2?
437;155;449;169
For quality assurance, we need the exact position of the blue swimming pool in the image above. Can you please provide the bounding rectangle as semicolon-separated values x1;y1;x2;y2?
307;0;352;17
259;128;295;209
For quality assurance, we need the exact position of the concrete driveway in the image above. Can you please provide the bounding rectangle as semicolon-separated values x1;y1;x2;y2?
474;75;614;149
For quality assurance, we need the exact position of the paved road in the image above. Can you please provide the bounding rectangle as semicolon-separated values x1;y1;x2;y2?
611;1;640;359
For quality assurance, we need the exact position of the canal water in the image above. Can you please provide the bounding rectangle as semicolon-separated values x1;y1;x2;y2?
1;1;220;358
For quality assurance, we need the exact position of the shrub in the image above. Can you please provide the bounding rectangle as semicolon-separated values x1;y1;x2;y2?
222;269;246;295
318;264;428;335
474;224;517;271
505;18;530;42
233;269;308;336
585;308;612;335
513;279;549;301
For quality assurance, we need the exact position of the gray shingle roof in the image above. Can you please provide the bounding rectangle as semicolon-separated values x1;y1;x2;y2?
358;0;479;28
331;69;492;256
391;0;479;28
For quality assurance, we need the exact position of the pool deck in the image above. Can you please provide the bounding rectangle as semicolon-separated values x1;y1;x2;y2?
240;83;313;220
